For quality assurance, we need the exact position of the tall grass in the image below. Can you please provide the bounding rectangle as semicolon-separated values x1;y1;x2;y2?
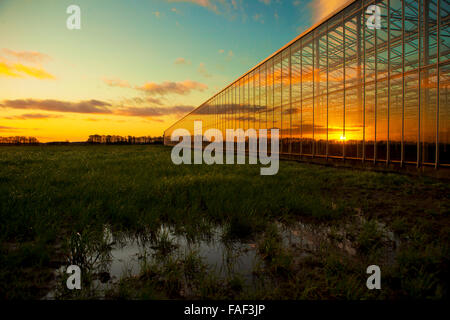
0;145;449;299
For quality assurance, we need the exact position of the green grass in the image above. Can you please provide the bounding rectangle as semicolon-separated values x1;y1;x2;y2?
0;145;449;299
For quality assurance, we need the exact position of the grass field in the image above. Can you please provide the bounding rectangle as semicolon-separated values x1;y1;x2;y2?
0;145;449;299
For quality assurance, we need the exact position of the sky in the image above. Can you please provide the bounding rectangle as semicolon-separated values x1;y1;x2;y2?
0;0;347;142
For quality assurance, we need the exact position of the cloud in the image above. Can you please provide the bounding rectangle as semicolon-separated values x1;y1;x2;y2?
103;76;206;99
174;57;191;65
0;99;112;114
0;95;197;120
0;61;55;79
0;49;55;79
1;49;51;64
83;118;102;122
3;113;62;120
165;0;256;21
136;80;208;96
103;78;131;88
147;118;165;123
117;105;195;117
253;13;264;23
167;0;219;13
121;97;164;105
14;64;54;79
308;0;347;24
0;125;19;132
83;118;127;123
226;50;234;61
218;48;233;59
197;62;212;78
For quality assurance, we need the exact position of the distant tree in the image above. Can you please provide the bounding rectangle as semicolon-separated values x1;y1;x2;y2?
0;136;40;145
85;135;163;145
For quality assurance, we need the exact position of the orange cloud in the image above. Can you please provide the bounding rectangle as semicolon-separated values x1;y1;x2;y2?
2;48;51;64
136;80;208;96
0;49;55;80
0;125;20;132
0;99;112;114
103;78;131;88
167;0;219;14
198;62;212;78
3;113;62;120
174;57;191;65
0;62;55;79
117;105;195;117
0;97;197;120
121;97;164;105
0;62;20;77
308;0;348;24
12;63;55;79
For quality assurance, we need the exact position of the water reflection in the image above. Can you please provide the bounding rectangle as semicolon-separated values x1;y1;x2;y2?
45;218;400;299
106;225;261;283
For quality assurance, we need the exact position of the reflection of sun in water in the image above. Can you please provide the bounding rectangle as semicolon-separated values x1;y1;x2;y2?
340;136;346;141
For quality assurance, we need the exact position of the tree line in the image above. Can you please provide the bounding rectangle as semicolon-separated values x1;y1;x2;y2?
0;135;163;145
87;135;163;144
0;136;39;144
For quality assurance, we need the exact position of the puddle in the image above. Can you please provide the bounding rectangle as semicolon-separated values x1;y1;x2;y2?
277;218;401;263
44;217;401;299
106;225;261;282
44;225;263;299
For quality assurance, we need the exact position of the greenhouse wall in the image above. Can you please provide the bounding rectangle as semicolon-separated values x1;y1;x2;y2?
165;0;450;169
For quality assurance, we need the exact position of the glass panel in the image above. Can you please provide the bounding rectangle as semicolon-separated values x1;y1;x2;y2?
420;0;438;66
225;89;229;136
440;0;450;62
344;12;364;159
274;53;282;145
439;63;450;164
282;48;291;153
301;33;314;155
291;40;302;154
403;0;419;162
249;71;255;131
421;66;437;164
260;63;267;131
375;0;389;161
267;59;274;150
255;68;260;131
389;0;404;161
315;26;328;156
236;83;239;131
239;78;243;130
244;75;248;131
365;1;376;160
327;16;344;157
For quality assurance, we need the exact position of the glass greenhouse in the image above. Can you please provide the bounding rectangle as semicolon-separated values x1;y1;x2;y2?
165;0;450;169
